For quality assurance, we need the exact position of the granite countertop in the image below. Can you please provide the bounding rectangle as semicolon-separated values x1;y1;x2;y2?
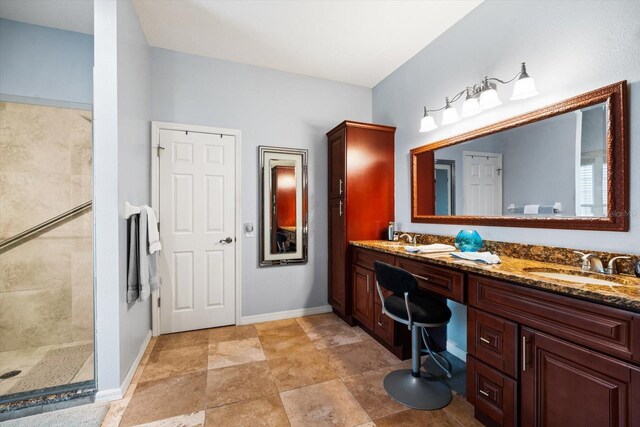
351;240;640;313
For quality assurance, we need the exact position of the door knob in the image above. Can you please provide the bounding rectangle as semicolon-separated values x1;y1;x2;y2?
219;237;233;244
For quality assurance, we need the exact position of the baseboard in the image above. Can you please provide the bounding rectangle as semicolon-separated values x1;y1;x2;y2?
240;305;332;325
95;330;152;402
446;340;467;362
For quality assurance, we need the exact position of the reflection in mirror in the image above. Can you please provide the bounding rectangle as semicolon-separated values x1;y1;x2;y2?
260;147;308;266
432;102;607;217
411;82;627;231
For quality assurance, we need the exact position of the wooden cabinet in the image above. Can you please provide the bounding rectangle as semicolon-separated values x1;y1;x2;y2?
328;198;346;312
327;121;395;322
394;256;464;303
467;356;517;427
468;273;640;426
352;265;374;329
520;328;640;427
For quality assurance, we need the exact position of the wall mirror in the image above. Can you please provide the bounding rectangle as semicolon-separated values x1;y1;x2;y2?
259;146;308;266
411;81;628;231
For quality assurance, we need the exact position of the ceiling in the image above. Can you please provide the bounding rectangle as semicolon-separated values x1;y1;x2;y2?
0;0;483;88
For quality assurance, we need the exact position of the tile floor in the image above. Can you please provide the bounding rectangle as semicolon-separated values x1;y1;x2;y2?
0;340;94;396
102;313;481;427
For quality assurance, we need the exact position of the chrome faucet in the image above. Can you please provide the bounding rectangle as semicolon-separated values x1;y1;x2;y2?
574;251;631;275
574;251;604;273
604;256;631;275
398;233;419;246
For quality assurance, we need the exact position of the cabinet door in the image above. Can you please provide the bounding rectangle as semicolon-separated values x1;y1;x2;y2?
374;303;394;345
521;328;640;427
328;198;347;314
328;131;346;199
352;265;374;330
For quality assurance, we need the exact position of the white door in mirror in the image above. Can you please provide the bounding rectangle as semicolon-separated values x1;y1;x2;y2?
158;129;236;333
463;151;503;215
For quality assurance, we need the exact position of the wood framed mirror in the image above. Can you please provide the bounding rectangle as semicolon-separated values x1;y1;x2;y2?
411;81;628;231
259;146;308;266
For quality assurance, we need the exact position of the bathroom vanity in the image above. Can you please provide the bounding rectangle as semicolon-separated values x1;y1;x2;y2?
348;241;640;427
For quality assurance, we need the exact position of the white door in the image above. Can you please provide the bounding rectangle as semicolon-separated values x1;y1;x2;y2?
463;151;503;215
159;129;236;333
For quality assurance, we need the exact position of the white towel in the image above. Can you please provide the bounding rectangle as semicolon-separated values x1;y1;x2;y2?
450;251;501;264
405;244;456;254
143;206;161;254
523;204;540;214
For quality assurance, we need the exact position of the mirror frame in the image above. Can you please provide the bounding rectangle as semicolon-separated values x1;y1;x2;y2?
259;146;308;266
410;81;628;231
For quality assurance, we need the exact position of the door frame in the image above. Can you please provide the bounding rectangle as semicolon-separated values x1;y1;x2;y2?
150;121;242;336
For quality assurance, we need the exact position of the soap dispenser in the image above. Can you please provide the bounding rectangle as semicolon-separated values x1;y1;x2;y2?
387;222;395;241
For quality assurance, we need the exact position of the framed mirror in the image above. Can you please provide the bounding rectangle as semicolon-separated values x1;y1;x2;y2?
259;146;308;266
411;81;628;231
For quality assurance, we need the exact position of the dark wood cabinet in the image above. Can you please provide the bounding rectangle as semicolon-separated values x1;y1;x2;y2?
467;356;517;427
468;308;518;378
327;121;395;322
520;328;640;427
374;303;395;346
352;265;374;330
328;198;346;313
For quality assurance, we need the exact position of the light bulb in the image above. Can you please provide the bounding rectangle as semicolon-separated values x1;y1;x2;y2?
419;114;437;132
479;88;502;110
461;97;481;117
511;76;538;100
441;104;460;125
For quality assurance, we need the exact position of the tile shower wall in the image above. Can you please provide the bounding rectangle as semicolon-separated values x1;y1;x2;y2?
0;102;93;352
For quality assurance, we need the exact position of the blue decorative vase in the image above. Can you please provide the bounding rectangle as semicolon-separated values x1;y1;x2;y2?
454;230;483;252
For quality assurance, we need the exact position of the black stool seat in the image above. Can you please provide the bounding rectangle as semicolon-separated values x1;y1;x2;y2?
384;294;451;325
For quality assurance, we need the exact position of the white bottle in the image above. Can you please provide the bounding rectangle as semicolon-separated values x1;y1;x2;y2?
387;222;395;241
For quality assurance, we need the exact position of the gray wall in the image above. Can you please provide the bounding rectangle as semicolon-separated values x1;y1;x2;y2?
116;0;151;384
0;18;93;106
94;0;151;393
373;0;640;353
149;48;372;317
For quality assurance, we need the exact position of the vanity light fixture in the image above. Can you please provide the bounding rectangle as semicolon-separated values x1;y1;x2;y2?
420;62;538;132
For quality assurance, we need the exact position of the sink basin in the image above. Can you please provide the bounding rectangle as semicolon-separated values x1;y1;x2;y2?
524;268;627;287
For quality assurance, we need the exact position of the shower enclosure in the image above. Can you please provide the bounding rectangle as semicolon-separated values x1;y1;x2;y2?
0;100;95;400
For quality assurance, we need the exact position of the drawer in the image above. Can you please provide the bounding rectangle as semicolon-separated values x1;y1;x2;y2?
394;257;464;303
467;356;517;427
468;308;518;378
469;274;640;363
352;247;395;271
374;303;395;345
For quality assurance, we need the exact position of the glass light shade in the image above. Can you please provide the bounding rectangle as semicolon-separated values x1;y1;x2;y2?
479;88;502;110
441;105;460;125
511;76;538;100
419;114;437;132
461;97;481;117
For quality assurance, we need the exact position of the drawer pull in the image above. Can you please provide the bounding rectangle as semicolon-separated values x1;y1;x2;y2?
378;321;384;327
480;337;491;344
479;389;490;397
366;275;370;293
412;274;430;282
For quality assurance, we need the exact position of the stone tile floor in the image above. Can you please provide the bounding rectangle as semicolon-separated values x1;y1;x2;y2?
102;313;482;427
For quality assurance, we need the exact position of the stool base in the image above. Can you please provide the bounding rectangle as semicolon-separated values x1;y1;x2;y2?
383;369;452;410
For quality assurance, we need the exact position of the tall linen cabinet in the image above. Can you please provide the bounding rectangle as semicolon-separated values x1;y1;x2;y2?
326;121;395;323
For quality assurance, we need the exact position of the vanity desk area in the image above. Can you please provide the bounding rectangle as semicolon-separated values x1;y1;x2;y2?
348;239;640;427
327;82;638;426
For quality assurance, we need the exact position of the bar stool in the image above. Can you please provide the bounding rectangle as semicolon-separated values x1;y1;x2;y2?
374;261;452;410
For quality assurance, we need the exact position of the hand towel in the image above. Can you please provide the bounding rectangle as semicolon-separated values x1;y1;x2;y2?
143;206;161;254
405;244;456;254
450;251;501;264
126;215;140;303
138;208;162;302
524;204;540;214
138;208;151;301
